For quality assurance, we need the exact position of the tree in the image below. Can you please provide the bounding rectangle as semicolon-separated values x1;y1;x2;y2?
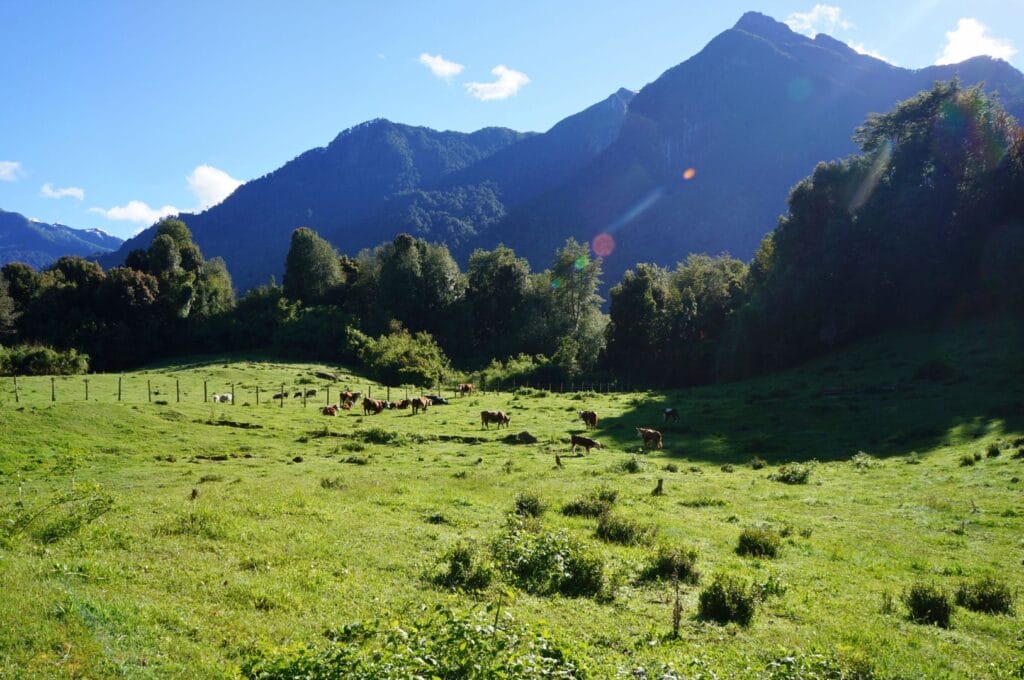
283;227;344;304
0;275;17;337
606;264;672;382
465;245;530;357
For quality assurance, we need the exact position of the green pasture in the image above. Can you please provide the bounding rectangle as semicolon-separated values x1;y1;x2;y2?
0;321;1022;678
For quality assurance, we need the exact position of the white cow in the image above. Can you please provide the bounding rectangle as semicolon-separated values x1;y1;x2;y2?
211;393;232;403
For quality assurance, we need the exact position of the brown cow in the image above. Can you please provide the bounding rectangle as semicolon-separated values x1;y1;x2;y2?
459;383;474;396
411;396;430;414
395;399;411;409
339;401;353;411
578;410;599;429
480;410;510;429
362;397;386;415
321;405;338;416
570;434;602;454
637;427;664;449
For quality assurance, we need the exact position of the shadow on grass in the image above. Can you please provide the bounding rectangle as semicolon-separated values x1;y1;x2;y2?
593;321;1024;464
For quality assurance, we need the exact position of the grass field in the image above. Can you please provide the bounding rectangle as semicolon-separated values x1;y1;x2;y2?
1;320;1023;678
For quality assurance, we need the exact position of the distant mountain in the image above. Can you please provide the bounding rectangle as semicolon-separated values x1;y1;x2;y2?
0;209;123;269
101;12;1024;291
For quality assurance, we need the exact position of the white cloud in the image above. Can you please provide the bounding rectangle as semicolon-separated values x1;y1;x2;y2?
90;200;181;225
186;164;241;210
465;65;530;101
935;18;1016;65
0;161;22;181
849;41;897;65
785;4;852;37
419;53;465;79
40;183;85;200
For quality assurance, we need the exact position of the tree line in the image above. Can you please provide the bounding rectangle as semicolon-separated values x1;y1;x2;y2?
1;81;1021;385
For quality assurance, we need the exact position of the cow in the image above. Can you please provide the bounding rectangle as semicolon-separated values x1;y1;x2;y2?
425;395;449;406
578;410;599;429
339;401;352;411
272;392;287;400
340;390;359;403
637;427;664;450
321;405;338;416
395;399;411;409
293;391;304;399
305;389;318;398
663;408;679;423
387;401;399;409
411;397;431;414
362;397;386;415
570;434;602;454
211;393;232;404
459;383;474;396
481;410;511;429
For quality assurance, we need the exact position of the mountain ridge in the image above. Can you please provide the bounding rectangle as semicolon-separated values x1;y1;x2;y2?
0;209;124;269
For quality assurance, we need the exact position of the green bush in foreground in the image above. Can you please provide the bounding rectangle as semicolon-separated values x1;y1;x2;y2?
770;463;812;484
239;605;588;679
595;512;657;546
904;582;953;627
698;573;756;626
514;491;547;518
736;527;781;558
434;540;495;592
561;487;617;518
640;544;700;584
492;516;608;599
956;576;1015;615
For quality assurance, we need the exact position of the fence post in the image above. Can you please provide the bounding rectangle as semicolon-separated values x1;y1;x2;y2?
256;385;260;405
85;379;89;401
176;379;180;403
51;377;56;402
386;386;390;402
303;389;307;407
280;383;284;408
325;386;330;405
203;380;208;403
231;383;235;405
147;380;151;402
13;376;19;403
118;376;122;402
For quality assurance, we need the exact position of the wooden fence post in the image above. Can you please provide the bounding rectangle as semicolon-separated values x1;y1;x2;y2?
13;376;19;403
280;383;284;408
117;376;122;402
203;380;208;403
325;386;330;405
231;383;235;405
176;379;180;403
256;385;260;405
84;379;89;401
302;389;307;407
147;380;151;403
386;386;390;402
51;377;56;402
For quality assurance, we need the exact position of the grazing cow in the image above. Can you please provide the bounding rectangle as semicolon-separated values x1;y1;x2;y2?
636;427;664;449
362;397;386;415
211;393;232;404
272;392;287;400
459;383;474;396
570;434;602;454
339;401;352;411
411;396;431;414
293;391;304;399
321;405;338;416
480;410;511;429
387;401;398;409
395;399;411;409
340;390;359;403
578;410;599;429
425;394;449;406
305;389;318;398
663;408;679;423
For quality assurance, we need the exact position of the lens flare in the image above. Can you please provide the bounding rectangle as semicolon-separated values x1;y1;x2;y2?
682;167;697;180
849;139;892;213
550;277;562;290
592;233;615;257
574;255;589;271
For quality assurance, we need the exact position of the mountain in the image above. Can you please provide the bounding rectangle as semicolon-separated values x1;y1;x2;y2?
475;12;1024;287
101;12;1024;292
0;209;123;269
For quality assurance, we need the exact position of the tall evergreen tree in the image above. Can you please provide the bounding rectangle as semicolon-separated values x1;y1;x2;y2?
282;227;344;304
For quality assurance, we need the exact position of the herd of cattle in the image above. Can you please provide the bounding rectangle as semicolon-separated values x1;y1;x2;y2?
217;381;678;453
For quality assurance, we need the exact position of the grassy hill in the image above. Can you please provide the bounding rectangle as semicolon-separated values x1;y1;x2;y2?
1;320;1022;677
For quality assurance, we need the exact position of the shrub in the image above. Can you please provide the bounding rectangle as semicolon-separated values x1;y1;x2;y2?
640;544;700;584
561;487;617;518
959;454;976;467
750;456;767;470
974;451;983;461
359;427;404;445
904;583;953;627
595;512;656;546
663;463;679;473
239;606;587;679
0;344;89;376
955;576;1014;614
358;326;452;387
619;456;644;474
770;463;812;484
491;517;608;598
851;452;880;470
736;527;781;558
434;541;495;592
720;464;735;473
986;443;1001;458
513;491;547;518
698;573;756;625
319;477;345;490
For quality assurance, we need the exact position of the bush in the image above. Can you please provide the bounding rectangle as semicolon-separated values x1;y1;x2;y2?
239;605;587;679
770;463;812;484
640;544;700;584
619;456;644;474
959;454;976;467
561;487;617;518
513;491;547;518
736;527;781;558
434;541;495;592
851;452;880;470
750;456;767;470
698;574;756;625
904;583;953;627
491;517;608;598
358;325;452;387
720;464;735;473
986;443;1001;458
595;512;656;546
955;576;1014;614
0;344;89;376
663;463;679;473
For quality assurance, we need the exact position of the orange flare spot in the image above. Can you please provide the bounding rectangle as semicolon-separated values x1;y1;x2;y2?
683;168;696;180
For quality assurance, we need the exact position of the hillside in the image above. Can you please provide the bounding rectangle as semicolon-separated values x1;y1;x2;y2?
0;320;1021;676
0;209;123;269
98;12;1024;292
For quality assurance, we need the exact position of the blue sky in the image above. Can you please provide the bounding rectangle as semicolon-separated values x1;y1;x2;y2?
1;0;1021;239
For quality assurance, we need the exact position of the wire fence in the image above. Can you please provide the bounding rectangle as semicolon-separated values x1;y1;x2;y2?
0;374;630;407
